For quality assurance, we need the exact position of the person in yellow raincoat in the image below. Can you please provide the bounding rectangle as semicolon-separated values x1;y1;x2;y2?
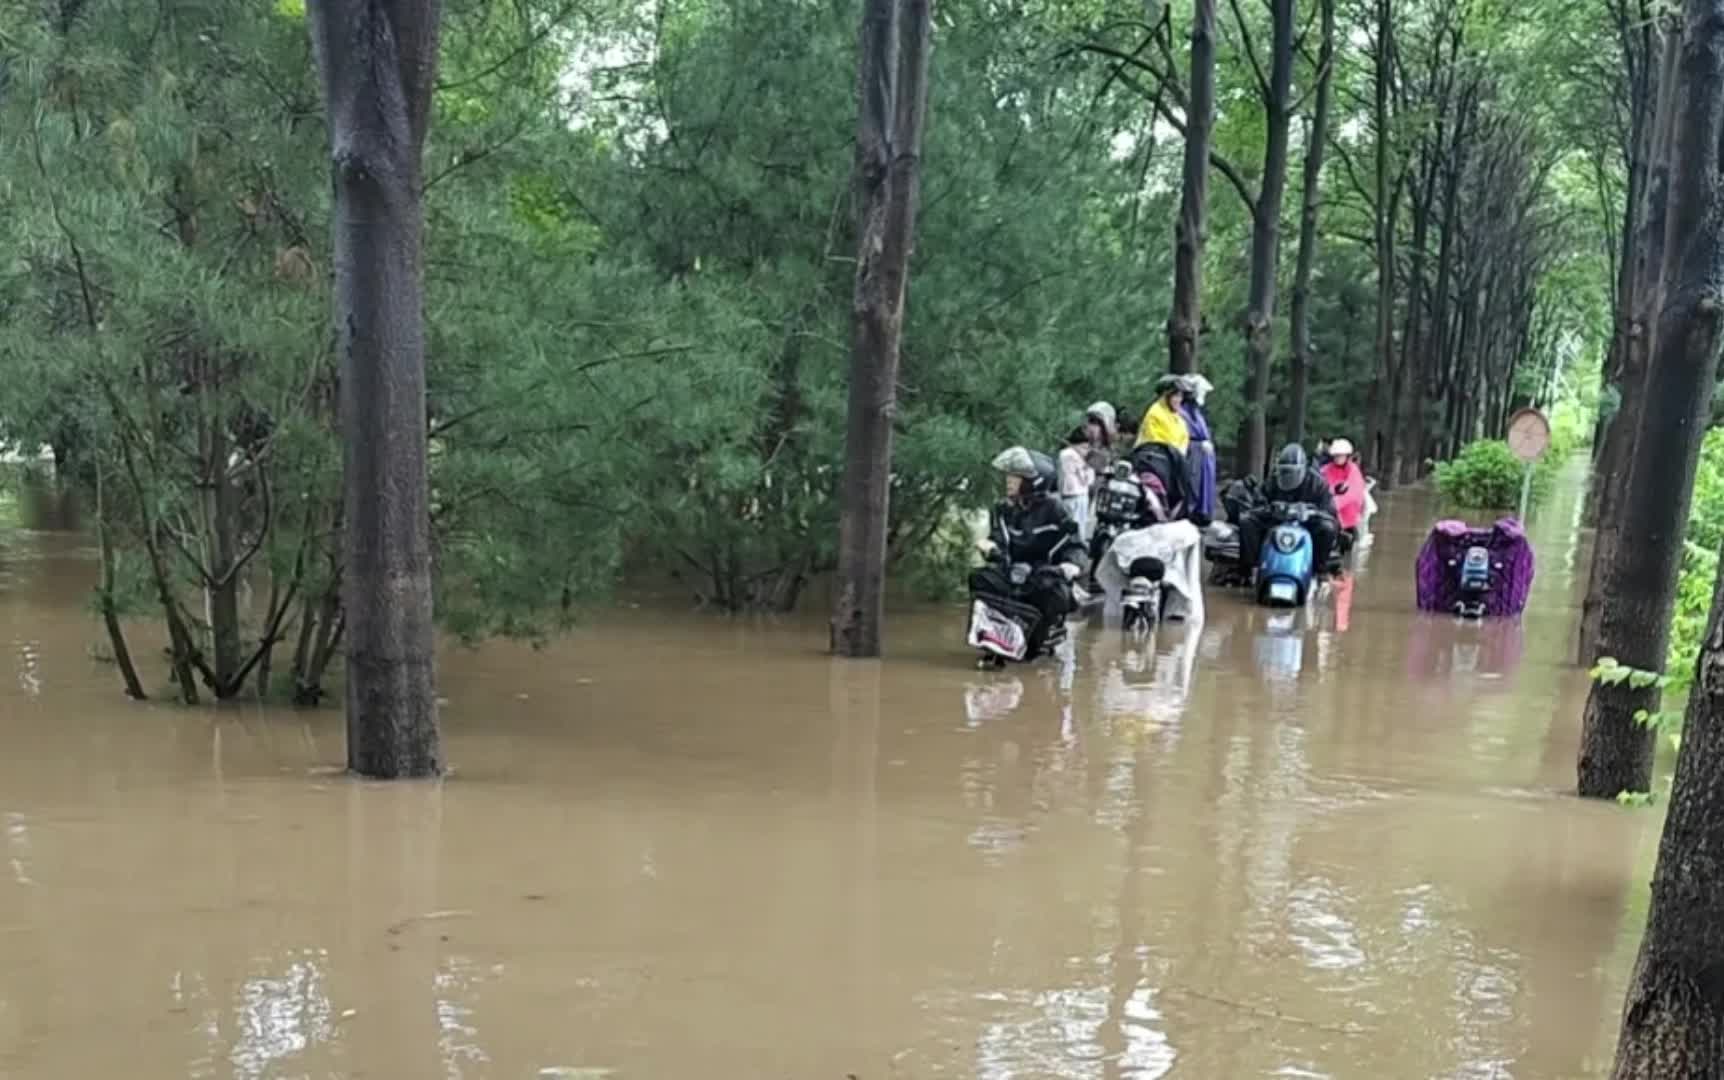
1135;374;1190;452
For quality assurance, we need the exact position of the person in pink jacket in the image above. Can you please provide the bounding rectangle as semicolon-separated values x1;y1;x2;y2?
1320;437;1368;533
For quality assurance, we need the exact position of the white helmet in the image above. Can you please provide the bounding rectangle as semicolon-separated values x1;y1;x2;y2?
1330;437;1355;458
991;446;1038;479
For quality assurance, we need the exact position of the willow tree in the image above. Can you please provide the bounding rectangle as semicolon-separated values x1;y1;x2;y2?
831;0;933;658
307;0;443;777
1579;0;1724;801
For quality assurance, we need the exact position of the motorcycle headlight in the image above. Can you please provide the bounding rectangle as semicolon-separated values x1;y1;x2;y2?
1273;529;1301;554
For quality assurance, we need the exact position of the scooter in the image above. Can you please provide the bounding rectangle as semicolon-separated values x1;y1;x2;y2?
1256;502;1322;607
966;562;1069;669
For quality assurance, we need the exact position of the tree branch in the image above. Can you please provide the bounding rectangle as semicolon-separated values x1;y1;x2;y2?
1073;41;1259;212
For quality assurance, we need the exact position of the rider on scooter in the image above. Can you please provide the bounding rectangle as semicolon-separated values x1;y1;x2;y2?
973;447;1085;656
1238;444;1340;576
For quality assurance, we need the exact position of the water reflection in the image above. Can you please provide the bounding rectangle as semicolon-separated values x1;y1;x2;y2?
227;951;337;1080
1406;615;1527;683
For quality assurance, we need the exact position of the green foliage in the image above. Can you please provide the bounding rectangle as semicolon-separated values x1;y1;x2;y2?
1432;440;1549;510
0;0;1626;705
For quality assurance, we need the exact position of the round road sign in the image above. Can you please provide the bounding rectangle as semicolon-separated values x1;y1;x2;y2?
1506;408;1551;463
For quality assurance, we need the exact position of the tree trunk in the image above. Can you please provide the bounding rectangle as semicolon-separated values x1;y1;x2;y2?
1582;21;1683;662
1394;172;1435;484
830;0;932;658
1236;0;1295;478
1287;0;1335;445
204;419;245;697
307;0;443;778
1364;0;1395;477
1579;0;1724;800
1608;548;1724;1076
95;467;146;701
1167;0;1217;376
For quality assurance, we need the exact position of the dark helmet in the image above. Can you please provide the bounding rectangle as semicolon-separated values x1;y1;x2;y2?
1029;449;1059;495
1271;443;1308;493
1154;373;1184;398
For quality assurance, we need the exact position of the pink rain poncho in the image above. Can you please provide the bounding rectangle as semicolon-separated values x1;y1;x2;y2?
1320;459;1367;531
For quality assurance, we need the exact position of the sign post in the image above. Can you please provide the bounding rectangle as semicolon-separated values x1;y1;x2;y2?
1506;408;1552;521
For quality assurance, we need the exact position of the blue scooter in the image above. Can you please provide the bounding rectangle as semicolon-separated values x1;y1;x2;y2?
1256;502;1322;607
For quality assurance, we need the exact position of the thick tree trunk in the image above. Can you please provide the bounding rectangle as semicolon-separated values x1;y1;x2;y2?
1167;0;1217;376
830;0;931;658
307;0;443;777
1287;0;1335;445
1579;0;1724;800
1609;550;1724;1076
1582;22;1683;662
1236;0;1295;477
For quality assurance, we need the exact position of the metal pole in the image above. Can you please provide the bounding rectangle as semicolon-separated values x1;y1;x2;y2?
1518;461;1532;521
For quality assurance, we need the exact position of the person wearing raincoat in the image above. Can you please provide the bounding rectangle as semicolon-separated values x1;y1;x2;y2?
1319;437;1368;535
1178;374;1217;519
1134;375;1190;453
1082;402;1117;480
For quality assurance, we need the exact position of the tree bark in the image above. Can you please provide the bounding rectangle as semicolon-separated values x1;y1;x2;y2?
1287;0;1334;445
830;0;932;658
1609;547;1724;1075
1579;0;1724;801
1167;0;1217;376
1582;20;1683;662
307;0;443;777
1236;0;1295;477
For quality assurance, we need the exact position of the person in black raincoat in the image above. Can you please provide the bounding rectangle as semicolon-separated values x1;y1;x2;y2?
972;446;1085;655
1237;443;1339;573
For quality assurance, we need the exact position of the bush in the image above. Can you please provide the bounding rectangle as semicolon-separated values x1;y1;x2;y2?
1433;439;1549;510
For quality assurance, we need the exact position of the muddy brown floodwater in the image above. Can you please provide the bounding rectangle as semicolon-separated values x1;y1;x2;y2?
0;463;1658;1079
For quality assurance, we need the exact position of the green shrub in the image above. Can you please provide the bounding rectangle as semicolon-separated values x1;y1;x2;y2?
1433;439;1549;510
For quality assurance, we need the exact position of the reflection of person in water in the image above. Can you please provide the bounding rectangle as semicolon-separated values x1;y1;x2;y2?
1330;572;1355;633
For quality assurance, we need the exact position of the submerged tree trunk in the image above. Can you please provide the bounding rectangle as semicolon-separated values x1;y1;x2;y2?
830;0;932;658
1610;548;1724;1074
1579;0;1724;801
1582;21;1682;662
1167;0;1217;376
1236;0;1295;478
307;0;443;777
1287;0;1335;444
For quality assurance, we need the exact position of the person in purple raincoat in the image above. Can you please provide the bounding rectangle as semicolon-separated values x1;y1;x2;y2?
1178;374;1217;519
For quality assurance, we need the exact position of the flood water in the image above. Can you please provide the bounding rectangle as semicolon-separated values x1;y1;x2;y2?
0;464;1657;1079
